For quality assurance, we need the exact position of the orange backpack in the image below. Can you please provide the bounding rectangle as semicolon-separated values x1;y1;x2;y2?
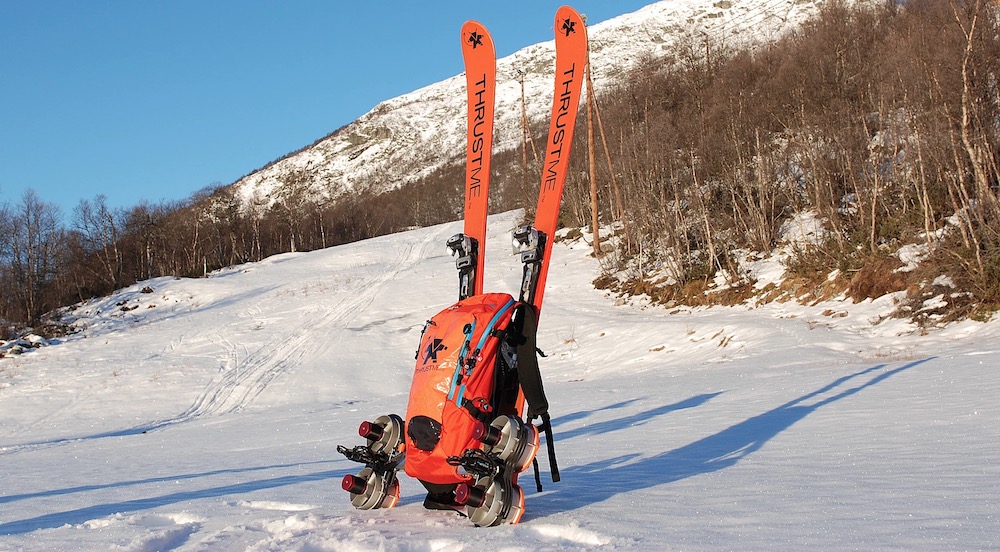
404;292;519;484
403;291;557;490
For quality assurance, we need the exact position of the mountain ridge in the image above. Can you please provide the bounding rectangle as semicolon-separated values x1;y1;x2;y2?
229;0;832;211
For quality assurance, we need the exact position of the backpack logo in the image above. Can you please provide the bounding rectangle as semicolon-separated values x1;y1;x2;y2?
422;339;447;363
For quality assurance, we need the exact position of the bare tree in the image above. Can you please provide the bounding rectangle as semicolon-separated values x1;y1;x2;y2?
3;190;65;323
73;195;124;290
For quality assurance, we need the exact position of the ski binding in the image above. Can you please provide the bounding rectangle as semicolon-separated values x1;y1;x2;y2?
338;414;405;510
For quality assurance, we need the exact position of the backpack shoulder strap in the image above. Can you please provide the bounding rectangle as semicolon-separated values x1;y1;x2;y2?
511;304;547;418
511;303;560;485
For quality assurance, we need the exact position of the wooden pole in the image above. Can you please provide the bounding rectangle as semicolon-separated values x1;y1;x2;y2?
586;59;602;257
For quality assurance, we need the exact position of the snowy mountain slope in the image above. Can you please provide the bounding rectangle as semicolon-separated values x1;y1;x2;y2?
231;0;837;208
2;211;998;550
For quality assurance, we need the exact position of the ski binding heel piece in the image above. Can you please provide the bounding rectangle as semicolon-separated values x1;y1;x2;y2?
512;226;543;263
447;233;478;299
447;233;477;271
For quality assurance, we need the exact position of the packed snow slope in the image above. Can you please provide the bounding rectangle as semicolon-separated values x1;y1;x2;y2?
2;211;998;551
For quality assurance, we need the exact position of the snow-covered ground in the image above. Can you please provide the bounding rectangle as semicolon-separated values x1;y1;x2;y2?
2;210;998;551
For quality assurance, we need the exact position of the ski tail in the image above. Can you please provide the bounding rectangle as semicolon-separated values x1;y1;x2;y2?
524;6;588;316
456;20;496;299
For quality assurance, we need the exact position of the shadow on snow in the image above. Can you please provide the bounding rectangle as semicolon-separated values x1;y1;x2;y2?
0;358;934;534
554;393;724;443
0;461;346;535
536;358;934;517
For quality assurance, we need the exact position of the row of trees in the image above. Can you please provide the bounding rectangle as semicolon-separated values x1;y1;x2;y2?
4;0;999;333
0;173;466;334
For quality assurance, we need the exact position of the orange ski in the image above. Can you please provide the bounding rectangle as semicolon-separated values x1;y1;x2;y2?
453;20;496;299
523;6;588;318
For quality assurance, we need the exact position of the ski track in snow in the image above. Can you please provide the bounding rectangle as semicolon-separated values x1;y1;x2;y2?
0;226;450;457
177;224;449;421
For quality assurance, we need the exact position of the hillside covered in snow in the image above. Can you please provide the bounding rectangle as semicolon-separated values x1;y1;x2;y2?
230;0;834;208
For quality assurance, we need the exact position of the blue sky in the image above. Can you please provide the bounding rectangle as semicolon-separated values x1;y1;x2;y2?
1;1;653;220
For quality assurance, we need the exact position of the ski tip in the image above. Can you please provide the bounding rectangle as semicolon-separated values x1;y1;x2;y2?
461;20;494;53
